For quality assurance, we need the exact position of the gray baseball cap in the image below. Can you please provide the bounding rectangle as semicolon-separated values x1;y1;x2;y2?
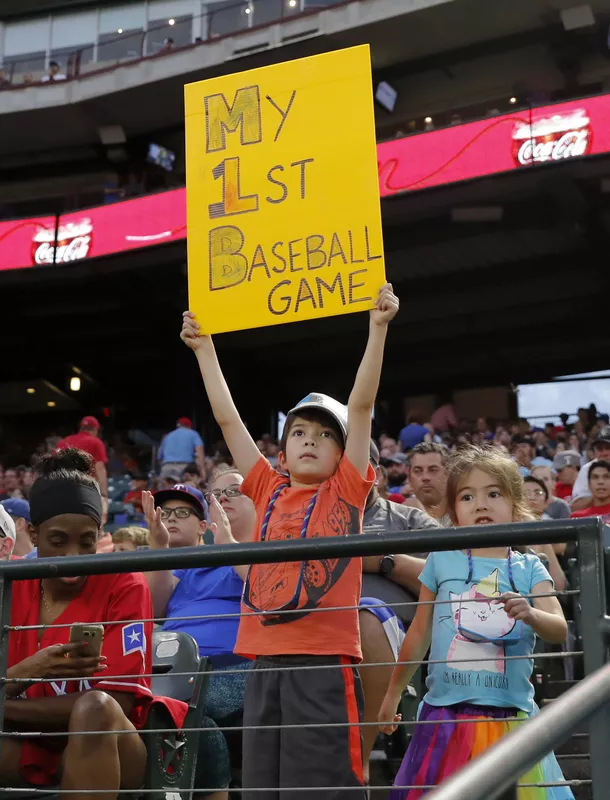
0;506;16;542
593;426;610;446
553;450;581;472
288;393;348;445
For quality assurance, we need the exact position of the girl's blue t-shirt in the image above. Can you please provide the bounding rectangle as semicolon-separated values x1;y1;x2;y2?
419;550;552;713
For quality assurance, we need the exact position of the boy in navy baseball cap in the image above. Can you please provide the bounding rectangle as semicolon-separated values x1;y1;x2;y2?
152;484;208;549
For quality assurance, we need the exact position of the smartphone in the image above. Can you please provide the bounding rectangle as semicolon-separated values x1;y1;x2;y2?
68;623;105;658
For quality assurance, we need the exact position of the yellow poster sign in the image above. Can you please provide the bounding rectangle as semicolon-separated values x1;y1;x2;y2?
185;44;385;335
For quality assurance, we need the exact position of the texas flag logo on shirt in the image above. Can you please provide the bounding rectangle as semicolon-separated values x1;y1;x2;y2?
122;622;146;657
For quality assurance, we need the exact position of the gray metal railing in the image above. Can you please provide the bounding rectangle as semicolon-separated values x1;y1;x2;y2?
0;517;607;796
0;0;339;85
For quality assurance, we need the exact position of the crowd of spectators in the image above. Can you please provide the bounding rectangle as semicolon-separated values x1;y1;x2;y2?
2;402;609;534
0;400;606;795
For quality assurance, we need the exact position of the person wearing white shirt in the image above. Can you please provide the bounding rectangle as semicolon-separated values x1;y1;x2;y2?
41;61;66;82
571;426;610;510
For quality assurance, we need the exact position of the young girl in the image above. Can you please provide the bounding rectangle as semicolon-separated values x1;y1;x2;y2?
378;446;573;799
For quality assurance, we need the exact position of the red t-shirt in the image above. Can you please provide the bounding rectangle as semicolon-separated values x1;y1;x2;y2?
555;483;573;500
9;572;186;784
388;492;406;504
123;490;144;511
570;503;610;525
56;431;107;463
235;455;374;661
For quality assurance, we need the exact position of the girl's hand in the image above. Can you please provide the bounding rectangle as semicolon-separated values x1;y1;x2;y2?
497;592;536;625
370;283;399;327
378;693;402;735
180;311;206;351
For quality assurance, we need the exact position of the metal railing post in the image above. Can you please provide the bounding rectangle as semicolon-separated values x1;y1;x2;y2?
577;518;610;800
0;575;13;764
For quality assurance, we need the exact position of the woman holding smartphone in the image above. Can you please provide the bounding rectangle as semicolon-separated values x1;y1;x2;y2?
3;448;185;796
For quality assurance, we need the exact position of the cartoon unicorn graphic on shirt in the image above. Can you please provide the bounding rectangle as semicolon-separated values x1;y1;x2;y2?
447;569;516;674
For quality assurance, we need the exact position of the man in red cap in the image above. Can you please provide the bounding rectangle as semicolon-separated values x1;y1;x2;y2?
157;417;205;481
56;417;108;503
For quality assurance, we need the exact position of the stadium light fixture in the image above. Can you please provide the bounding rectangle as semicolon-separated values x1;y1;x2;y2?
99;125;126;146
510;96;517;104
26;388;35;395
376;81;398;112
561;4;595;30
289;0;297;6
70;377;81;392
424;116;432;123
169;18;175;25
117;28;123;33
47;401;56;408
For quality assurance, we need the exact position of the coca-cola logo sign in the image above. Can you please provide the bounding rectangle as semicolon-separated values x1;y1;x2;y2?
377;98;609;198
511;109;592;167
31;219;93;265
34;235;92;264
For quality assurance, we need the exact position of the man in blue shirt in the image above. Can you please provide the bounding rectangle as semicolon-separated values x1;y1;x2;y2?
398;410;430;451
157;417;205;480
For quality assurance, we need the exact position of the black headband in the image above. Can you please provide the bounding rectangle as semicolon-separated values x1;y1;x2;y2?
30;479;103;527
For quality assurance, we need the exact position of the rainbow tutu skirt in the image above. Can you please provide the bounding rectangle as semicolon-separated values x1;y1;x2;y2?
389;702;574;800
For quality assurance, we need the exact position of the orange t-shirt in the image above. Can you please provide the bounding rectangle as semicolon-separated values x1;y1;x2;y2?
235;455;374;661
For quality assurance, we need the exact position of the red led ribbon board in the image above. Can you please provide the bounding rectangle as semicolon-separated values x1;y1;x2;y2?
1;95;610;271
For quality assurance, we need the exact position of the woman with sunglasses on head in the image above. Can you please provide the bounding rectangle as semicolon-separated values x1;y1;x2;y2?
144;467;257;800
522;476;568;592
3;448;187;797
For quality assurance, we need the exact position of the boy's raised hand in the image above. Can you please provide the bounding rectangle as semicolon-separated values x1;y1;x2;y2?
370;283;399;327
180;311;205;351
142;490;170;549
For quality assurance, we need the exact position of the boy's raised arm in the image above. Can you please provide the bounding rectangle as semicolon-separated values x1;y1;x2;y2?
181;312;262;478
346;283;399;478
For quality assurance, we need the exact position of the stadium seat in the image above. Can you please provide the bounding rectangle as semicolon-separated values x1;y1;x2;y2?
151;630;202;701
0;631;209;800
142;630;211;799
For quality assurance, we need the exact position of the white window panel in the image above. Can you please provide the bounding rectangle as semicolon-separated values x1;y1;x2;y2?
99;3;146;35
51;11;97;49
147;0;194;21
4;18;49;57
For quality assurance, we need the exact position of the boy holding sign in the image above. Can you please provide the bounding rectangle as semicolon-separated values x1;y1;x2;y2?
180;282;398;798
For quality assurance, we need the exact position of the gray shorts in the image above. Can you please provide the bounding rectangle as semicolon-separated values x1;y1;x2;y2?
160;462;189;479
242;655;367;800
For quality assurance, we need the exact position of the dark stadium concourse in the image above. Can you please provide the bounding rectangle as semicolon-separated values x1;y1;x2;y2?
3;151;610;440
